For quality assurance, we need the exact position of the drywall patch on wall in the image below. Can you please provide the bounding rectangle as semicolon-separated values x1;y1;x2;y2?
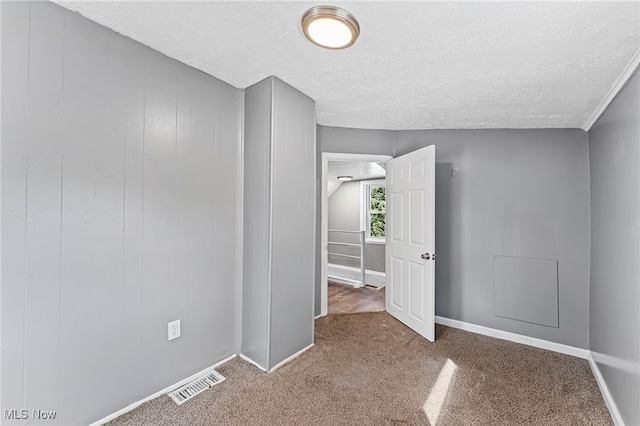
494;255;559;328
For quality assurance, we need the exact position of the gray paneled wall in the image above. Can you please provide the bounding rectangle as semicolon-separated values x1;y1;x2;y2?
589;69;640;426
269;78;316;368
328;180;386;272
318;126;590;348
5;2;635;424
243;77;316;371
1;2;241;424
241;78;272;369
315;126;323;315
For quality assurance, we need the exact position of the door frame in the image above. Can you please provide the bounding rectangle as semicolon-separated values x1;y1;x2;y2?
320;152;393;317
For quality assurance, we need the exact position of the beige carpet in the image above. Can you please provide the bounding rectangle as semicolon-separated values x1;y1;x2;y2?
109;312;612;425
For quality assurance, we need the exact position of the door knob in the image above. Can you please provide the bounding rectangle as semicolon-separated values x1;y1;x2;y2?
421;253;430;260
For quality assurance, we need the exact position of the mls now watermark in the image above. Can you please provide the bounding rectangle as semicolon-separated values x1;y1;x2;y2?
4;408;57;420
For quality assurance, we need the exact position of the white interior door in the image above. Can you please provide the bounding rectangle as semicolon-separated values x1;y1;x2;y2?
385;146;436;341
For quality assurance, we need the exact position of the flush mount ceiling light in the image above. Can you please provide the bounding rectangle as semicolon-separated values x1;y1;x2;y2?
302;5;360;50
337;175;353;181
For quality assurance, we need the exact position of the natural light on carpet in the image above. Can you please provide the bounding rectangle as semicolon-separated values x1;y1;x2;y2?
423;359;458;424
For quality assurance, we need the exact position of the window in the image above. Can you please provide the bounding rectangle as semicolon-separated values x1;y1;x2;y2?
361;180;385;244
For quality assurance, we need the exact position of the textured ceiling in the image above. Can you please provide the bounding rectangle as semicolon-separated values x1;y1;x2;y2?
54;1;640;130
328;161;385;182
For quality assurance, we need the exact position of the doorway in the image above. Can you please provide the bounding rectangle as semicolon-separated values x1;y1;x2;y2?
320;146;436;342
320;153;393;316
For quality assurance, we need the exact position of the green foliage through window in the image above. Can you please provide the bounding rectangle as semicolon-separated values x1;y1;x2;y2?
369;186;385;238
370;213;385;237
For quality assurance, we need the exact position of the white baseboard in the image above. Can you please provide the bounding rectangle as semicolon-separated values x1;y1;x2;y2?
327;275;362;287
240;344;313;373
434;316;589;359
327;263;385;288
238;353;267;371
437;317;625;424
587;353;624;425
90;354;237;426
269;343;314;372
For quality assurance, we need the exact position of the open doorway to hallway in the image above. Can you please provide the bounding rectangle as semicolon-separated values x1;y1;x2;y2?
322;153;392;315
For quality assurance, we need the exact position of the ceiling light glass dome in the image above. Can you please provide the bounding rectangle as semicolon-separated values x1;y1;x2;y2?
302;6;360;50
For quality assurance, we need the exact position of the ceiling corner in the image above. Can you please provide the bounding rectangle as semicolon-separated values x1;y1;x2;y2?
583;48;640;131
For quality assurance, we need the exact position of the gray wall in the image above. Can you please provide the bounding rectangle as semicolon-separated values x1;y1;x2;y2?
241;77;272;368
1;2;241;424
328;180;385;272
319;126;591;349
321;126;396;156
315;127;322;315
243;77;316;370
589;69;640;425
269;78;316;368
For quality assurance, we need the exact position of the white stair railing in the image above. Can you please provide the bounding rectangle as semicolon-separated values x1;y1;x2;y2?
327;229;366;288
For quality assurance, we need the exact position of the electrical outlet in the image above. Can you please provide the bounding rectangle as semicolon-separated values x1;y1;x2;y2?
168;319;181;341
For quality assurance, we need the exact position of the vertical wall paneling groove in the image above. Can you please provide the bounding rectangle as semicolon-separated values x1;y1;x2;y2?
266;77;276;371
60;10;127;423
2;2;240;424
25;4;65;422
174;62;192;382
120;40;128;416
121;39;145;407
314;125;322;316
141;49;176;396
234;89;245;355
2;2;29;419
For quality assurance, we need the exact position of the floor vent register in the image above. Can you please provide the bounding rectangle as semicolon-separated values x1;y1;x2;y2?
168;370;226;405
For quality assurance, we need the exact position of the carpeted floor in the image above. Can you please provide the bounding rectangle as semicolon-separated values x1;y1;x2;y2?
108;312;612;425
